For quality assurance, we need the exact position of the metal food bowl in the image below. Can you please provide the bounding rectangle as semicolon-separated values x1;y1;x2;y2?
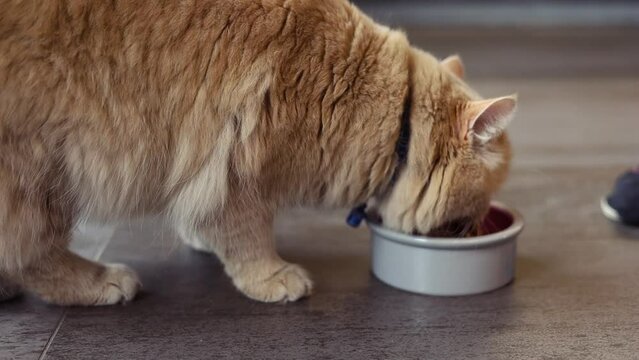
368;201;524;296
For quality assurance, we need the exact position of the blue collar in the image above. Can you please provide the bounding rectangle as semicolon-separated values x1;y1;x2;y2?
347;88;412;227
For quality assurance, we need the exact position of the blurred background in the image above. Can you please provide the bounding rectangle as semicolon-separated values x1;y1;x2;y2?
3;2;639;359
354;0;639;27
352;0;639;169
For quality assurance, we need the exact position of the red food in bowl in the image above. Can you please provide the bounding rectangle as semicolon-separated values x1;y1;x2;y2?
426;205;514;238
478;206;514;235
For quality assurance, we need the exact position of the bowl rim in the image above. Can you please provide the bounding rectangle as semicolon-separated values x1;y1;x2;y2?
366;201;524;250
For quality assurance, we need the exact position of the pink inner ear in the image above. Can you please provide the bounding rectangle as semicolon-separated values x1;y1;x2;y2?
465;96;517;141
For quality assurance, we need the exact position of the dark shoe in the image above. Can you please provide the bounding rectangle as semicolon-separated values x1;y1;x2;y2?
601;167;639;226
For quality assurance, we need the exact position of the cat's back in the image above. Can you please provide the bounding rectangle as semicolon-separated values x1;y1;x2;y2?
0;0;345;122
0;0;360;215
0;0;236;113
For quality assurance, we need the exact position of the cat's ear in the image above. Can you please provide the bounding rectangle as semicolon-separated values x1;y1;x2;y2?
461;95;517;143
441;55;465;78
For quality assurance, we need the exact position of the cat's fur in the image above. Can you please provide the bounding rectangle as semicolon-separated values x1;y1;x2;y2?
0;0;516;305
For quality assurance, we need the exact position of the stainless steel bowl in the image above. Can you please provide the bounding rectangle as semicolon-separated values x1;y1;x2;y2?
368;201;524;296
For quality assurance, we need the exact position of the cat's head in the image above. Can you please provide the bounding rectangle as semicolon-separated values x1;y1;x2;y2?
374;51;516;236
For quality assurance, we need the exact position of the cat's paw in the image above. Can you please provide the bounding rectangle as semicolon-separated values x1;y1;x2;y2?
233;262;313;303
96;263;141;305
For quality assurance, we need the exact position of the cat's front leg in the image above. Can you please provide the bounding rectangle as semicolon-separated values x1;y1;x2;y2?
187;203;312;303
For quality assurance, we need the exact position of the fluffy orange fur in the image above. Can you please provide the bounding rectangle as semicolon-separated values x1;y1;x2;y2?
0;0;516;304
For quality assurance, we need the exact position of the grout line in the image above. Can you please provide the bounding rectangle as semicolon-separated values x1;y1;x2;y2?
38;225;116;359
38;310;66;360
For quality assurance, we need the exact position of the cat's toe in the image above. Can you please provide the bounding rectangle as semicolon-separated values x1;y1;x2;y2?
234;263;313;303
97;263;141;305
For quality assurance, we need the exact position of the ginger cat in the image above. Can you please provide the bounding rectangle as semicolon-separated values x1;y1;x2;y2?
0;0;515;305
